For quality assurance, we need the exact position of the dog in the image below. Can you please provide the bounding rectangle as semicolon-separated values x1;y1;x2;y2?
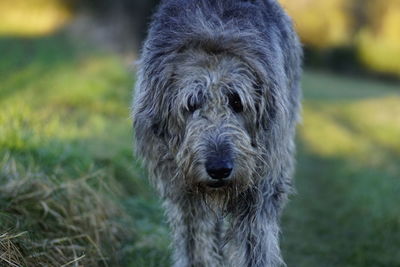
133;0;302;266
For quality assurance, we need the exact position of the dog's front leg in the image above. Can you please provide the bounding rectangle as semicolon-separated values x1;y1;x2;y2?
226;191;284;267
164;198;223;267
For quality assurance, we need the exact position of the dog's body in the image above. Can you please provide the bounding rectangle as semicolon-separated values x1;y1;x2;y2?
133;0;302;266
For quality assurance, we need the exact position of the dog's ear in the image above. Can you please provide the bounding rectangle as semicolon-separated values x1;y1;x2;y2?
133;74;168;161
134;89;171;141
133;48;177;137
149;102;174;140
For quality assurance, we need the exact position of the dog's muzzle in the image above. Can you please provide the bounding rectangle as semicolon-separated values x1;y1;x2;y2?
205;155;233;188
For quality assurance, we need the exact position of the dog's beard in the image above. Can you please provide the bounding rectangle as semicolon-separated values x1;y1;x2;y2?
178;154;260;214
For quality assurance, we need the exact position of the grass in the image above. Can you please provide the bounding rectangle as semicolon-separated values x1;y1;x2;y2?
282;71;400;266
0;33;399;266
0;34;169;266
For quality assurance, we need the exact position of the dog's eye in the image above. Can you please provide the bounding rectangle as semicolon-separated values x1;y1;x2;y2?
228;92;243;113
188;99;198;112
187;94;202;113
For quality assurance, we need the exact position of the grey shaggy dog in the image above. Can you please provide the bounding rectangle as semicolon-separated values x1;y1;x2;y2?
132;0;302;266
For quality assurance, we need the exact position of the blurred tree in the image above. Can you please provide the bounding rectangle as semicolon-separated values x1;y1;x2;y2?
0;0;72;36
280;0;400;77
3;0;397;77
357;0;400;75
72;0;160;49
280;0;353;48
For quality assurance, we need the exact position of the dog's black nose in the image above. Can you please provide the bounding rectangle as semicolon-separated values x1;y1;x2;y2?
205;160;233;180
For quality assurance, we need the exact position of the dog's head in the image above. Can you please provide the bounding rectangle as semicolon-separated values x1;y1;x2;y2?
135;48;281;196
133;1;301;198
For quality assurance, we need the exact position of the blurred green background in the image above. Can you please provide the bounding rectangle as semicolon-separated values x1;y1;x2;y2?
0;0;399;266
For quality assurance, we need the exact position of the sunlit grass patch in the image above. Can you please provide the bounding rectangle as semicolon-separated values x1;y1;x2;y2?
0;36;133;115
0;46;133;174
300;70;400;168
0;102;125;174
300;104;362;157
300;95;400;168
339;96;400;153
46;55;133;116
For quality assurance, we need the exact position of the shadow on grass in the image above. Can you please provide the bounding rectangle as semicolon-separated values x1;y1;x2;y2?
281;136;400;267
302;70;400;102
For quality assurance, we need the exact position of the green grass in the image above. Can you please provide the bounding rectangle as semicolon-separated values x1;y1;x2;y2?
0;34;399;266
0;34;169;266
282;71;400;266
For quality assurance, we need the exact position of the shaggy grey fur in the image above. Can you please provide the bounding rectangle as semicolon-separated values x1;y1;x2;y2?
132;0;302;266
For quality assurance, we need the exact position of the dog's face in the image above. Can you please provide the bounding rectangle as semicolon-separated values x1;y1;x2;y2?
159;49;268;193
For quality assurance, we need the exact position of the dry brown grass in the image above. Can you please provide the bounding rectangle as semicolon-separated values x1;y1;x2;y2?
0;155;130;266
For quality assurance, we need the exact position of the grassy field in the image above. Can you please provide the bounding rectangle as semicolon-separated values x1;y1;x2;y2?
0;34;399;266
